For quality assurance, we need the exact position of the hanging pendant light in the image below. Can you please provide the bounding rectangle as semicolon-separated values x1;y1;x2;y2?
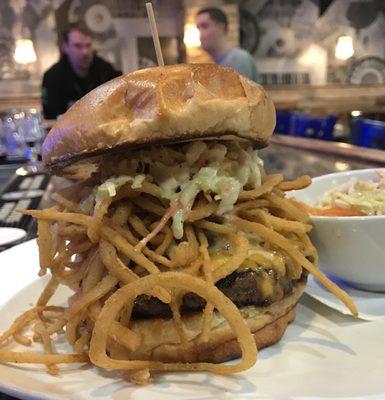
335;36;354;60
184;24;201;48
14;39;37;64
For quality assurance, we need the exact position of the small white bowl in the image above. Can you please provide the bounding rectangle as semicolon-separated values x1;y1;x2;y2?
291;168;385;292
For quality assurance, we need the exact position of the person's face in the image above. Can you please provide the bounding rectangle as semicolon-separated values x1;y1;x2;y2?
196;12;226;52
63;30;93;70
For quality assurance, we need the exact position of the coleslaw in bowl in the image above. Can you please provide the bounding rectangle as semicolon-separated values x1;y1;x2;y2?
308;171;385;217
290;169;385;292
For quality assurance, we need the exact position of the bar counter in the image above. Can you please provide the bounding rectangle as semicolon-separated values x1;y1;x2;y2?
264;135;385;177
1;134;384;196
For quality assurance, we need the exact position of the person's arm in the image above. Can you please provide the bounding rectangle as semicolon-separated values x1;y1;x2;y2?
41;71;67;120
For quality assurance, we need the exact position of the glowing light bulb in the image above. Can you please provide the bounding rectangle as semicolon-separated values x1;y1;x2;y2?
184;24;201;48
335;36;354;60
14;39;37;64
298;44;326;65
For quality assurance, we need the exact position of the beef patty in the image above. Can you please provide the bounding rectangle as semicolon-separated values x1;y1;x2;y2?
132;267;297;319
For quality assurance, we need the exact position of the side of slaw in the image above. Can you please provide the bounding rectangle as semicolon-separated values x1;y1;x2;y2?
311;172;385;216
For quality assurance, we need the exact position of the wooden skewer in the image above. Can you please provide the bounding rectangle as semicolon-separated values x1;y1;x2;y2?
146;2;164;66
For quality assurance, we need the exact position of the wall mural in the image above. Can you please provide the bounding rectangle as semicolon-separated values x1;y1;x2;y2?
241;0;318;58
0;0;54;82
317;0;385;84
0;0;152;82
240;0;319;85
0;1;18;80
240;0;385;85
0;0;383;92
55;0;122;70
55;0;183;73
0;0;182;97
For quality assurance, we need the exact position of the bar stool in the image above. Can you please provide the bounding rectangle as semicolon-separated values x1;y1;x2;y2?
352;117;385;150
274;111;292;135
290;112;337;141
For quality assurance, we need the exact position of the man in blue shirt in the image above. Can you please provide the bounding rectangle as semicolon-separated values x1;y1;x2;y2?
196;7;258;82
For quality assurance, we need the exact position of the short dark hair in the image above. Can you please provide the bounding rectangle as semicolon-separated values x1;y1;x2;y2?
61;22;90;43
197;7;228;32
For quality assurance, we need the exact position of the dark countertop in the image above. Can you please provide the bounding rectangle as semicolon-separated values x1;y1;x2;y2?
0;164;23;190
0;136;384;400
1;136;383;195
260;142;384;179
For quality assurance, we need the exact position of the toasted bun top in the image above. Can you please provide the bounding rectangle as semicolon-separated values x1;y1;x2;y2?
42;63;275;173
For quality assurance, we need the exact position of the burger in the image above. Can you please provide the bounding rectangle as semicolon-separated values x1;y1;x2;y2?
1;64;356;380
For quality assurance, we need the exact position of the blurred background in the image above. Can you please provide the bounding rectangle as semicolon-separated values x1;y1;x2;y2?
0;0;384;252
0;0;384;151
0;6;383;400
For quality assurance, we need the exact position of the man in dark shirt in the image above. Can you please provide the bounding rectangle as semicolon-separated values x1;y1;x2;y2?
42;24;121;119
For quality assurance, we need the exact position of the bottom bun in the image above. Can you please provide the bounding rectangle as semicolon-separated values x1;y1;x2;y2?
128;279;306;363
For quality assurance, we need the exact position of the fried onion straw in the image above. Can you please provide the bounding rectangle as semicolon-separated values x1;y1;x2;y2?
232;218;358;317
6;144;357;383
89;272;257;374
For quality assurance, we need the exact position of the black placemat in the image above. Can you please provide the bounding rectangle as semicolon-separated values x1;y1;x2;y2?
0;172;50;251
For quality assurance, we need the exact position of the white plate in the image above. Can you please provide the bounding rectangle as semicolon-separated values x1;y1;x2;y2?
1;240;385;400
0;227;26;246
306;273;385;321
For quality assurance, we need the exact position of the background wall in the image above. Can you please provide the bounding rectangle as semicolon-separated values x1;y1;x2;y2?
240;0;323;85
0;0;384;103
240;0;385;85
184;0;385;86
0;0;58;97
317;0;385;84
0;0;184;98
54;0;184;72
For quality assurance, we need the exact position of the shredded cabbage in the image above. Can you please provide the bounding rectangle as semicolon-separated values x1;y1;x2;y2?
97;141;264;238
96;174;145;201
318;175;385;215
